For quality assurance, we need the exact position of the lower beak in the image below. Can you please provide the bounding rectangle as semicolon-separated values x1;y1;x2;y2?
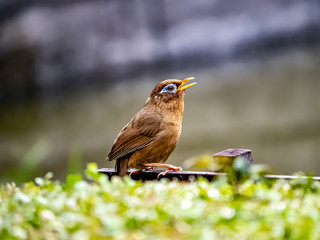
178;77;197;91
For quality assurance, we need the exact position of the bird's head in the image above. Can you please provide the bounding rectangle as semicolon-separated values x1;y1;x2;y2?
150;77;196;102
146;77;196;112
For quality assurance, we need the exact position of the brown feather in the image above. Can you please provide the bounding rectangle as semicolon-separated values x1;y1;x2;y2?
107;109;162;161
106;78;194;176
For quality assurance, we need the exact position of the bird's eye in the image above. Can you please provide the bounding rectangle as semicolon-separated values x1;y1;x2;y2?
160;84;177;94
167;85;174;91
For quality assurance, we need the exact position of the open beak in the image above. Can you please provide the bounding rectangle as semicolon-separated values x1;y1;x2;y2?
178;77;197;91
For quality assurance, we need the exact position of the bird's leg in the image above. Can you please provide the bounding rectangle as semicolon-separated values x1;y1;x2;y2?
144;163;182;171
144;167;154;171
143;163;182;178
129;167;153;177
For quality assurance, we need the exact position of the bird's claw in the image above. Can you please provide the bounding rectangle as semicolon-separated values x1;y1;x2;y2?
129;170;141;177
157;167;182;179
157;170;171;179
129;167;153;177
172;166;182;171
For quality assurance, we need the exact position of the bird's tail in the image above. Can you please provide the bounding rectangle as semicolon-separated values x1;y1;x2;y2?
115;157;129;177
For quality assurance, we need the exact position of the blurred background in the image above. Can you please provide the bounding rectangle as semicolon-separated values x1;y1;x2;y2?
0;0;320;183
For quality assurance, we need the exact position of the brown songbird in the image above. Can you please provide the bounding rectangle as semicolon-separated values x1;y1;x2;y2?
106;77;196;177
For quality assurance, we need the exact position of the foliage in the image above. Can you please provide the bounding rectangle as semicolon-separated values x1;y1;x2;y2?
1;161;320;240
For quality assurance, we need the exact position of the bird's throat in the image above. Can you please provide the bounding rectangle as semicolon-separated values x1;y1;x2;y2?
145;97;185;122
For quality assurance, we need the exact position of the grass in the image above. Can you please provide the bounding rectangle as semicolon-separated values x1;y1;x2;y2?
1;161;320;240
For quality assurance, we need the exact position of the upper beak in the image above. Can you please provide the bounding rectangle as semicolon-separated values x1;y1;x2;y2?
178;77;197;91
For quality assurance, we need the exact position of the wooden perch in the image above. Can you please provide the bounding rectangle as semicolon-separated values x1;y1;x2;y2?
98;149;320;181
98;168;320;181
98;168;224;181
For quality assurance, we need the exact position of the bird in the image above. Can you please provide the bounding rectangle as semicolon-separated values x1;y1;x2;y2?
106;77;196;177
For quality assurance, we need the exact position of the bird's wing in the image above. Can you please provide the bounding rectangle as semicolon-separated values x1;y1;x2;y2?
107;109;162;161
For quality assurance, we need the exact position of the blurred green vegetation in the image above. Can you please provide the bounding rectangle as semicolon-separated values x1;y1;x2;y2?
2;139;50;183
1;161;320;239
0;141;83;184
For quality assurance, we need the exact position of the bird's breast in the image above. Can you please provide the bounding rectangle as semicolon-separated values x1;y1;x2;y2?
128;120;182;168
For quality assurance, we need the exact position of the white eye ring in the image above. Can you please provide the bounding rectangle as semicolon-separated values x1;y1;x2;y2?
160;84;177;94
